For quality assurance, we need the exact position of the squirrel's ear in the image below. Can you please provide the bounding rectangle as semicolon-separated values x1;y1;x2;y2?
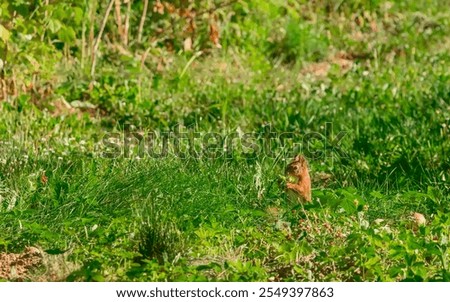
294;155;304;162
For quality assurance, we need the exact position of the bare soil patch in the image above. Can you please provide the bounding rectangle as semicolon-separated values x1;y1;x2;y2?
0;247;43;281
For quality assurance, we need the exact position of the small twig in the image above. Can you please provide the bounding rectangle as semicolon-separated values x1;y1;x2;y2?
0;43;6;80
138;45;152;99
12;70;17;97
123;0;132;45
140;46;152;71
88;0;97;63
41;0;49;42
81;10;86;68
114;0;123;43
0;79;6;100
43;0;49;19
91;0;115;78
137;0;148;43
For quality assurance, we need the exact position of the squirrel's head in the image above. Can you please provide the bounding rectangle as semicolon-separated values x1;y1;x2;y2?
286;155;309;178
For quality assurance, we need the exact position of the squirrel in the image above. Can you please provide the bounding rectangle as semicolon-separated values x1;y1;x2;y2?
285;155;312;203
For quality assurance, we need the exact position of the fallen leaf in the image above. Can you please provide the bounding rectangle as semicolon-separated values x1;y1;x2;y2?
41;173;48;185
209;23;221;48
413;212;426;226
183;37;192;52
164;2;176;14
153;0;164;14
301;62;330;77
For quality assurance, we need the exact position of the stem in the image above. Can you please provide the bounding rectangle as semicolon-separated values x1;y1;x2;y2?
91;0;115;78
81;1;87;69
114;0;123;43
123;0;132;45
179;51;202;79
41;0;49;42
88;0;97;62
137;0;148;43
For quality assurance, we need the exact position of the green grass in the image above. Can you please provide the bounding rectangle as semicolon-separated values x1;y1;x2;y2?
0;0;450;281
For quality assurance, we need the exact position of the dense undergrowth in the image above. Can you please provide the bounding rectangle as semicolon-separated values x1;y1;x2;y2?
0;0;449;281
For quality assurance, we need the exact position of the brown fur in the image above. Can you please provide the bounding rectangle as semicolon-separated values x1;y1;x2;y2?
285;155;312;202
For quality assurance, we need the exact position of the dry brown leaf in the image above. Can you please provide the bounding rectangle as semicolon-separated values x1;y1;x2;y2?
180;8;195;19
266;207;280;222
301;62;330;77
186;18;196;33
153;0;164;14
352;31;365;41
209;23;221;48
412;212;426;226
301;51;354;78
183;37;192;52
218;62;227;72
331;57;353;73
164;2;176;14
51;99;77;117
41;172;48;185
156;60;165;72
370;20;378;32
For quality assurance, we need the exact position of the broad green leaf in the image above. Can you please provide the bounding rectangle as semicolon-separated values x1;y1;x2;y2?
0;24;10;42
73;7;84;25
47;18;62;34
340;197;357;214
58;26;76;43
